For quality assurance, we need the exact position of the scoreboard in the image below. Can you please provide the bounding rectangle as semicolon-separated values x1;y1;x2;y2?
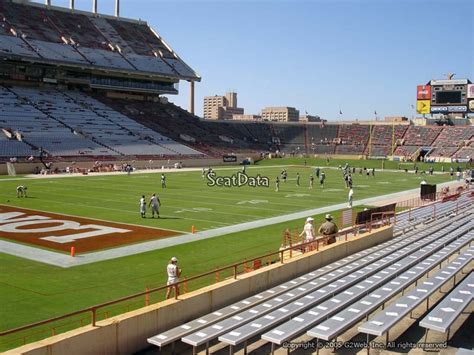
416;78;471;114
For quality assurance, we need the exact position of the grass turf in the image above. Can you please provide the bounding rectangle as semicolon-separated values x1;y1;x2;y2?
0;164;452;234
0;161;453;349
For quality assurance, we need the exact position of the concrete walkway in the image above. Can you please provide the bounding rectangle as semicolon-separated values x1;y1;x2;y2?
0;180;466;268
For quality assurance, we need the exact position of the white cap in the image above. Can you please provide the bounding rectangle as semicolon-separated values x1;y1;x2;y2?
306;217;314;223
171;257;178;262
325;214;333;220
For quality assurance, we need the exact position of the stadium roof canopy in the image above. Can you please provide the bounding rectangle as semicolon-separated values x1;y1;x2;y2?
0;0;200;89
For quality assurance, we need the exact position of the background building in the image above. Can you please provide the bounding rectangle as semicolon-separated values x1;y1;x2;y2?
203;92;244;120
261;107;299;122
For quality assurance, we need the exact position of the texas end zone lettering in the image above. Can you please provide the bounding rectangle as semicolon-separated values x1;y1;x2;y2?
0;211;130;244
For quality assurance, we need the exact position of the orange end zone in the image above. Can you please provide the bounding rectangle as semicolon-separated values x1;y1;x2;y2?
0;205;181;253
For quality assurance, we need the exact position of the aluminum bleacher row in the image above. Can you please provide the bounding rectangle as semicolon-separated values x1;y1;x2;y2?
357;248;473;340
394;193;472;233
418;272;473;340
0;85;202;157
219;220;472;352
304;250;472;351
148;201;472;353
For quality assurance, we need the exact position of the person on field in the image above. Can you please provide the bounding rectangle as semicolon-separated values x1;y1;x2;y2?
309;175;314;189
318;214;339;245
348;174;353;189
275;176;280;192
315;167;320;178
165;257;182;299
139;195;146;218
16;185;27;198
161;173;167;188
149;193;161;218
319;172;326;188
296;172;300;186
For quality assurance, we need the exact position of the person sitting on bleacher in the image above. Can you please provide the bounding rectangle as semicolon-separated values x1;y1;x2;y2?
318;214;339;245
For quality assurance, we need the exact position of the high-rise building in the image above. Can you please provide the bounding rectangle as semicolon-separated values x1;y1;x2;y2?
261;107;300;122
225;92;238;108
203;92;243;120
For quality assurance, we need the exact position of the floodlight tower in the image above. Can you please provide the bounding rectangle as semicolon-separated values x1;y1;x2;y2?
115;0;120;17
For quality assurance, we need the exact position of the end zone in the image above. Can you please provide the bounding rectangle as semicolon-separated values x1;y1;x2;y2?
0;205;180;253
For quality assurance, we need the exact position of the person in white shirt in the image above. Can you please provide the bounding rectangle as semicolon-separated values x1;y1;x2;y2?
348;188;354;208
148;193;161;218
139;195;146;218
299;217;315;251
165;257;182;299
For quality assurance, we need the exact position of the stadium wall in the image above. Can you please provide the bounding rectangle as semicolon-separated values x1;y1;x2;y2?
0;155;257;175
6;226;393;355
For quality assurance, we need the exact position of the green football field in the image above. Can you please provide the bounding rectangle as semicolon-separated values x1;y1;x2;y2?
0;158;456;350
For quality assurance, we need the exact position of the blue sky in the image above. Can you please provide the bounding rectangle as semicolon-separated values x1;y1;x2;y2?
35;0;473;120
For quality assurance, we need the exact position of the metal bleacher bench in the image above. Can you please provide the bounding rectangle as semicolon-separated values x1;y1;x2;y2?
306;244;473;344
181;218;469;353
258;226;473;351
394;194;471;233
419;272;473;342
358;247;473;341
215;220;472;353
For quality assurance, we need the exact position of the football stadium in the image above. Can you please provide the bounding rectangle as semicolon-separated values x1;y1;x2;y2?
0;0;473;354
